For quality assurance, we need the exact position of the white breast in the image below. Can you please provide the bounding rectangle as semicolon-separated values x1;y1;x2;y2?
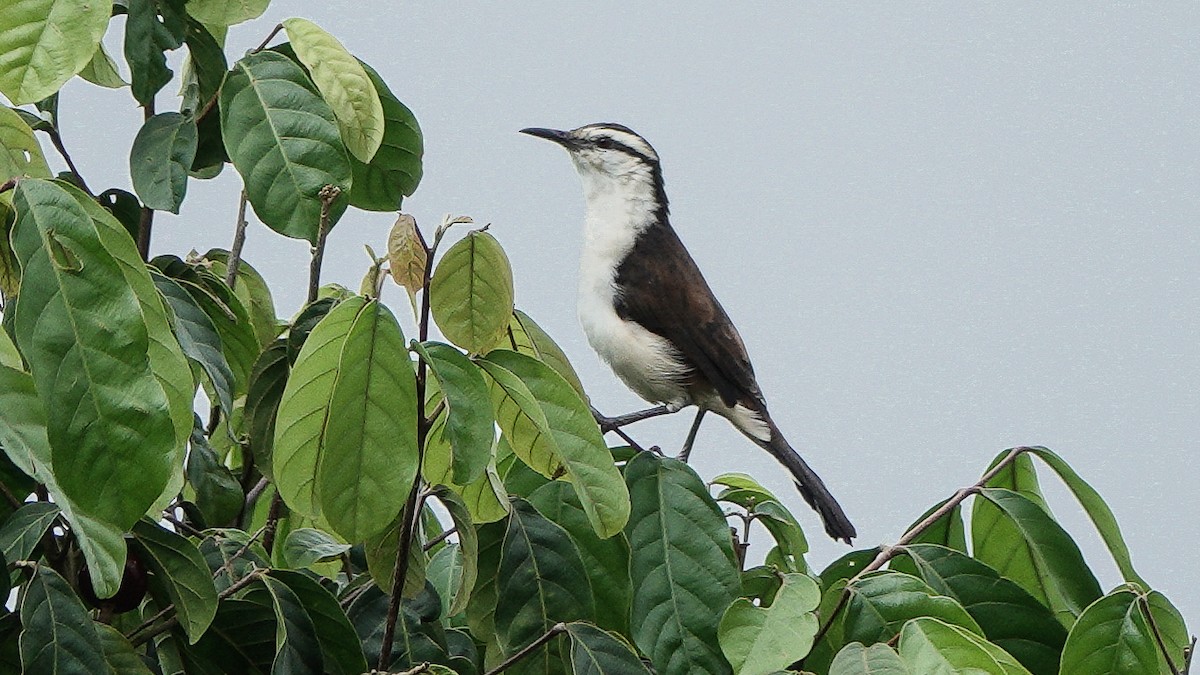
573;166;691;408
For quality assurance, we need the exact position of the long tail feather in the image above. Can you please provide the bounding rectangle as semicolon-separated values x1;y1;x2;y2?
754;418;857;543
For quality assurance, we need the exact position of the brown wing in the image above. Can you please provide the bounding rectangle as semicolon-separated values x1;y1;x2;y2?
612;222;764;409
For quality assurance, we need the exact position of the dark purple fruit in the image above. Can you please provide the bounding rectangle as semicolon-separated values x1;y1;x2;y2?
77;552;148;614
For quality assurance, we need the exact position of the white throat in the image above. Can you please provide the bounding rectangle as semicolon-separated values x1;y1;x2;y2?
571;161;688;407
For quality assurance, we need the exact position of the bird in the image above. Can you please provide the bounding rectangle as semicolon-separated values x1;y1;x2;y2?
521;123;857;543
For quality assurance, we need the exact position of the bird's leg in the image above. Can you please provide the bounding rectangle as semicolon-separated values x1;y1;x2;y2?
677;408;707;462
591;404;673;433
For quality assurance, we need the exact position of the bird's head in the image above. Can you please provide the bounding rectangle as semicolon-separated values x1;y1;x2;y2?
521;123;662;191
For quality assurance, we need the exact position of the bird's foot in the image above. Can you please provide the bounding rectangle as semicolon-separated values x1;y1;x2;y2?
590;404;672;433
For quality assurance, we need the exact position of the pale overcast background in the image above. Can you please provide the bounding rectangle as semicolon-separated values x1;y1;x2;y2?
54;2;1197;623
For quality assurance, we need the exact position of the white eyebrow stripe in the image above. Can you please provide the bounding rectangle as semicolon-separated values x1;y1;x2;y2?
577;125;660;161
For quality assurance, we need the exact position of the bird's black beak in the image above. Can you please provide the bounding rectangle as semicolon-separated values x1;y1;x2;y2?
520;127;572;146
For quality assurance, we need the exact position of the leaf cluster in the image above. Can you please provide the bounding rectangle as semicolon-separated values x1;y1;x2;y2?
0;3;1192;675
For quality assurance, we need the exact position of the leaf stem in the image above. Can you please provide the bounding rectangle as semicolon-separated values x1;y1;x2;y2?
252;23;285;54
482;623;568;675
803;445;1030;661
1140;593;1184;675
0;177;16;194
47;127;92;196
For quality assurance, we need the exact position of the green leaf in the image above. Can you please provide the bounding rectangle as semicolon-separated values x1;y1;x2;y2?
481;356;562;480
719;572;821;674
78;42;127;89
840;571;982;648
347;583;451;671
829;643;911;675
318;299;417;542
124;0;187;106
431;230;514;354
130;519;219;643
274;295;365;516
282;18;384;163
267;569;369;675
180;18;226;113
185;420;243;527
898;617;1032;675
19;566;109;674
350;61;423;211
1144;591;1190;673
151;270;236;419
282;527;351;568
1059;588;1173;675
151;255;258;397
624;452;740;675
96;623;155;675
508;309;586;398
894;544;1065;675
481;350;630;539
973;487;1101;625
184;0;268;26
0;365;128;599
416;341;494;485
220;50;351;243
0;0;111;104
130;112;197;213
199;528;269;591
564;622;654;675
186;598;277;672
527;481;631;636
11;179;178;528
0;106;51;181
0;502;59;565
495;499;593;671
1018;446;1147;586
433;487;479;616
465;519;505;643
261;575;324;675
244;339;289;478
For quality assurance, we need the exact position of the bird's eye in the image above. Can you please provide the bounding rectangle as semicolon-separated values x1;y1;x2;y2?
594;138;616;150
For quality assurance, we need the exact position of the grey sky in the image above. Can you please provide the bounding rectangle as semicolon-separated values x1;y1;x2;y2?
58;1;1197;624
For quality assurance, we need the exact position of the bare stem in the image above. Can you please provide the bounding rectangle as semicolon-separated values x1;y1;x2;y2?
252;23;285;53
307;185;341;304
482;623;568;675
260;493;284;557
224;190;249;287
0;177;16;194
1184;636;1195;674
424;527;456;552
803;446;1030;657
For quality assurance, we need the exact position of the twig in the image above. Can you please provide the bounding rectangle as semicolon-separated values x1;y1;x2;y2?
0;480;23;510
244;476;270;514
128;569;265;647
423;527;456;552
162;512;203;537
0;177;16;194
47;128;92;195
224;190;249;287
252;23;284;54
803;446;1029;656
482;623;568;675
1184;636;1195;674
1140;593;1184;675
213;525;268;582
307;185;341;304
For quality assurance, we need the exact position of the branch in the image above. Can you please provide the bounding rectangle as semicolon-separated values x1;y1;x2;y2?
423;526;455;552
482;623;568;675
804;446;1030;655
1184;636;1195;674
136;101;155;260
260;493;284;558
379;218;442;668
307;185;341;304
